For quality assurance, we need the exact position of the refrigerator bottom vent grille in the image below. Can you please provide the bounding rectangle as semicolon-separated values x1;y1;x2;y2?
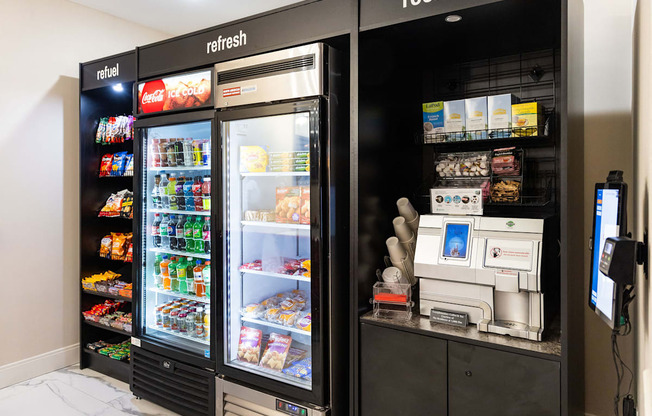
223;394;284;416
131;348;214;416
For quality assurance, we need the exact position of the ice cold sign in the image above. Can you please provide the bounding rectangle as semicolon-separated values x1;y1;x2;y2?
403;0;432;7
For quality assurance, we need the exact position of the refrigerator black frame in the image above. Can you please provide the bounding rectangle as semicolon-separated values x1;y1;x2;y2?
133;109;218;371
216;98;329;408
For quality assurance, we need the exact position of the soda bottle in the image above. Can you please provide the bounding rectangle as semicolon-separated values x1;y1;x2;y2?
154;253;162;288
203;261;211;299
204;306;210;339
177;257;188;294
195;307;204;338
168;174;178;210
186;311;196;334
193;141;202;166
184;217;195;253
186;257;195;295
183;139;194;167
175;140;185;166
202;176;211;211
167;142;177;167
193;216;204;254
152;213;161;247
159;174;170;209
150;139;160;167
202;140;211;166
169;257;179;291
160;214;170;249
152;175;161;208
176;215;186;252
183;174;194;211
192;176;203;211
176;176;186;211
193;260;205;298
203;217;211;254
168;215;177;250
161;255;171;290
158;139;169;167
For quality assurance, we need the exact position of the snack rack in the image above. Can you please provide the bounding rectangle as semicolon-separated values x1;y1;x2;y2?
79;52;136;383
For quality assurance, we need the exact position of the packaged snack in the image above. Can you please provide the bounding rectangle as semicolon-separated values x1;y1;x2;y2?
125;242;133;263
491;179;522;203
261;297;280;307
269;165;309;173
275;187;301;224
240;146;268;173
277;311;299;326
422;102;445;136
120;191;133;219
295;313;312;332
112;152;127;176
285;347;307;367
99;193;122;217
282;358;312;380
264;307;281;322
279;299;299;312
300;187;310;225
242;303;263;318
491;147;521;176
237;326;262;364
292;289;308;298
99;235;112;258
99;154;113;177
124;154;134;177
260;333;292;371
240;260;263;271
435;151;491;178
95;118;107;144
111;232;127;261
512;102;545;137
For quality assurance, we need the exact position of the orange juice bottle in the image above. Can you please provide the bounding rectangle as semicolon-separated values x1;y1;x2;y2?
161;255;171;290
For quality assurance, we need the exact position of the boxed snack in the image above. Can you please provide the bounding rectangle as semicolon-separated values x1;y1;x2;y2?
260;333;292;371
512;102;545;136
269;151;309;160
488;94;519;138
444;100;466;141
240;146;268;173
237;326;263;364
491;147;521;176
275;187;301;224
464;97;488;140
282;358;312;380
269;165;310;173
422;102;445;136
300;187;310;225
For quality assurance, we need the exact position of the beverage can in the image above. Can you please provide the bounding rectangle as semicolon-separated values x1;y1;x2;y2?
156;306;163;326
178;312;188;333
162;308;171;328
170;310;179;332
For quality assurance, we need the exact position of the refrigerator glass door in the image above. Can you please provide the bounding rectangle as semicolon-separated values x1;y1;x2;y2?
223;109;315;390
140;120;213;359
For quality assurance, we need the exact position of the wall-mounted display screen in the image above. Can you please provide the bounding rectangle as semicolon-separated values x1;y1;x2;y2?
137;69;212;115
442;223;470;259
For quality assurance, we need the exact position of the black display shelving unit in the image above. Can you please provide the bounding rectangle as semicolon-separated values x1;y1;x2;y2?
79;51;136;384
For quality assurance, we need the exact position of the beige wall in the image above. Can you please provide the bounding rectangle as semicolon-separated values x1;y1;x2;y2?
584;1;636;415
634;0;652;414
0;0;167;383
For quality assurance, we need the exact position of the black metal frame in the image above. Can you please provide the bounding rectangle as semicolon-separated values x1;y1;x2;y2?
133;109;217;371
215;98;328;408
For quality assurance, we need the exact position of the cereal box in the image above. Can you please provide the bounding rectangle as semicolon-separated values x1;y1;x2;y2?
275;187;301;224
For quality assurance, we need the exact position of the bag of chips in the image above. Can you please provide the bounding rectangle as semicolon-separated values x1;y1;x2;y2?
112;152;128;176
125;242;133;263
110;232;127;261
124;154;134;177
99;235;112;258
99;154;113;177
120;191;133;219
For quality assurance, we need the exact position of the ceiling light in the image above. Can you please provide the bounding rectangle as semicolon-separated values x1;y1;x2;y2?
112;83;124;92
445;15;462;23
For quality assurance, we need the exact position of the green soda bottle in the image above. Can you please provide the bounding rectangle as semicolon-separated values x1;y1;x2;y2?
184;216;195;253
177;257;188;294
169;257;179;291
193;216;204;253
153;254;162;288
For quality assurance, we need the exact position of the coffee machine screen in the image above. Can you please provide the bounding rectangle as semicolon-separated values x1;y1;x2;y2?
442;223;471;259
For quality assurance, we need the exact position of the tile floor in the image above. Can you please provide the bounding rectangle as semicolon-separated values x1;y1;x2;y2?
0;364;181;416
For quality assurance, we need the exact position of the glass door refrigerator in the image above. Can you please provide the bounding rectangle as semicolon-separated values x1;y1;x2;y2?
131;69;217;416
215;43;349;415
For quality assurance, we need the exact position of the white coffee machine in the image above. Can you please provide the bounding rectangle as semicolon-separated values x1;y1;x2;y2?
414;214;547;341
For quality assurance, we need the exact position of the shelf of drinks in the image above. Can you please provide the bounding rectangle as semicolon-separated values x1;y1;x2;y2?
148;166;210;172
149;247;211;260
147;325;210;345
83;320;132;336
227;360;312;390
150;208;210;216
241;172;309;177
240;269;311;283
82;289;132;302
148;287;210;304
241;221;310;231
240;317;312;337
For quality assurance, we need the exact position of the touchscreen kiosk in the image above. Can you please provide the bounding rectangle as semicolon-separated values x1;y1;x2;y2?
588;179;627;329
442;223;470;259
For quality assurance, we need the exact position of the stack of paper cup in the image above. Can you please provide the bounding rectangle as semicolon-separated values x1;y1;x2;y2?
397;197;419;234
386;236;415;285
393;216;416;261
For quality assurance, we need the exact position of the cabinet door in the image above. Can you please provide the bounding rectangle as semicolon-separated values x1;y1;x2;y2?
448;341;560;416
360;323;447;416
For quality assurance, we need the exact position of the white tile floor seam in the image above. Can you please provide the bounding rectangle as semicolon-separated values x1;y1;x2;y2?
0;364;181;416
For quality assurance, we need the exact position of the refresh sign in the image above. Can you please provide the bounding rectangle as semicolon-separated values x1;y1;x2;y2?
206;30;247;54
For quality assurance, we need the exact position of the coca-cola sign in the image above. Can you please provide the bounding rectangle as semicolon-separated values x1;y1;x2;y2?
137;69;212;114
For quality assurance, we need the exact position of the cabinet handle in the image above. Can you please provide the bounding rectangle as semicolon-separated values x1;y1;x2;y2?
465;371;472;377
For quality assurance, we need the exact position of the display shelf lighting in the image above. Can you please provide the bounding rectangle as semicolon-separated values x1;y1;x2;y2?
445;14;462;23
112;83;124;92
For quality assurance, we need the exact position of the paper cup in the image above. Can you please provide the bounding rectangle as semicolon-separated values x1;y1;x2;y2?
397;197;418;222
381;267;407;284
386;237;407;263
391;257;416;286
392;216;413;241
405;213;420;235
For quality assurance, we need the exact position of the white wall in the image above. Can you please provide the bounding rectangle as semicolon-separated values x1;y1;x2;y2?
0;0;168;387
583;1;636;415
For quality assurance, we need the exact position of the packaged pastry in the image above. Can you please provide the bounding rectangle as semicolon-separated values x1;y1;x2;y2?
292;289;307;298
275;187;301;224
242;303;263;318
240;146;268;173
264;307;281;321
260;333;292;371
237;326;262;364
276;311;299;327
295;313;312;332
279;299;299;311
261;296;280;307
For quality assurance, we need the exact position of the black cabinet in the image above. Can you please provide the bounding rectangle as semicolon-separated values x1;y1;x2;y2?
448;341;560;416
360;323;448;416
